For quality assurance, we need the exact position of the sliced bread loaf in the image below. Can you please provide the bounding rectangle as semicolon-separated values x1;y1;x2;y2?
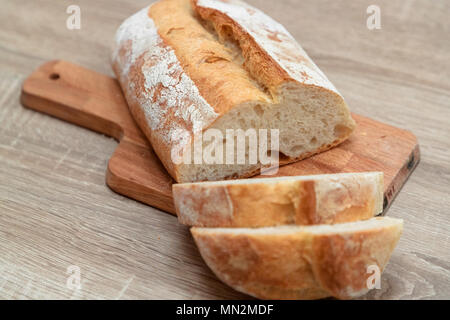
174;172;384;227
191;217;403;299
112;0;355;182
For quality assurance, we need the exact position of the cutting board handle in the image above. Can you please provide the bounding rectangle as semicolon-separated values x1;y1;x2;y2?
21;60;147;145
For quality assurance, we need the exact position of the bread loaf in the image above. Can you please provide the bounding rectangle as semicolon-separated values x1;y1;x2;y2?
174;172;384;227
112;0;356;183
191;217;403;300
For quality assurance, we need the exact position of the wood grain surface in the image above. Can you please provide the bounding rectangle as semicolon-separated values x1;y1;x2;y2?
0;0;449;299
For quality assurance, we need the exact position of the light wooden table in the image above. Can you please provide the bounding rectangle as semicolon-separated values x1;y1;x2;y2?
0;0;449;299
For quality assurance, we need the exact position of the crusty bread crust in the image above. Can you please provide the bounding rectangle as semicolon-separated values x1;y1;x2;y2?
174;172;384;227
112;5;218;179
191;217;403;300
112;0;355;183
192;0;341;94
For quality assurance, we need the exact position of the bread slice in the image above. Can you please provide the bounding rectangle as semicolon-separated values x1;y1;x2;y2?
112;0;356;182
191;217;403;300
174;172;384;227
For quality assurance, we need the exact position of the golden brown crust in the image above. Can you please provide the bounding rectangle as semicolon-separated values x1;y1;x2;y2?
191;0;345;96
112;0;355;183
112;53;178;179
150;0;271;115
191;0;291;95
174;172;384;227
191;217;403;300
311;225;401;298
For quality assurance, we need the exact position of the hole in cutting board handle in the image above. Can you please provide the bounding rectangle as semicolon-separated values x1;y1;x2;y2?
49;73;60;80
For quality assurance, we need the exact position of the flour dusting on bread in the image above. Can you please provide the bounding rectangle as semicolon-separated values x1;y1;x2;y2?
174;172;384;227
196;0;338;92
112;0;356;182
113;6;218;165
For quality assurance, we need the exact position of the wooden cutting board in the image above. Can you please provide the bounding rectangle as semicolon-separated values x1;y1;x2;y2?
21;60;420;214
